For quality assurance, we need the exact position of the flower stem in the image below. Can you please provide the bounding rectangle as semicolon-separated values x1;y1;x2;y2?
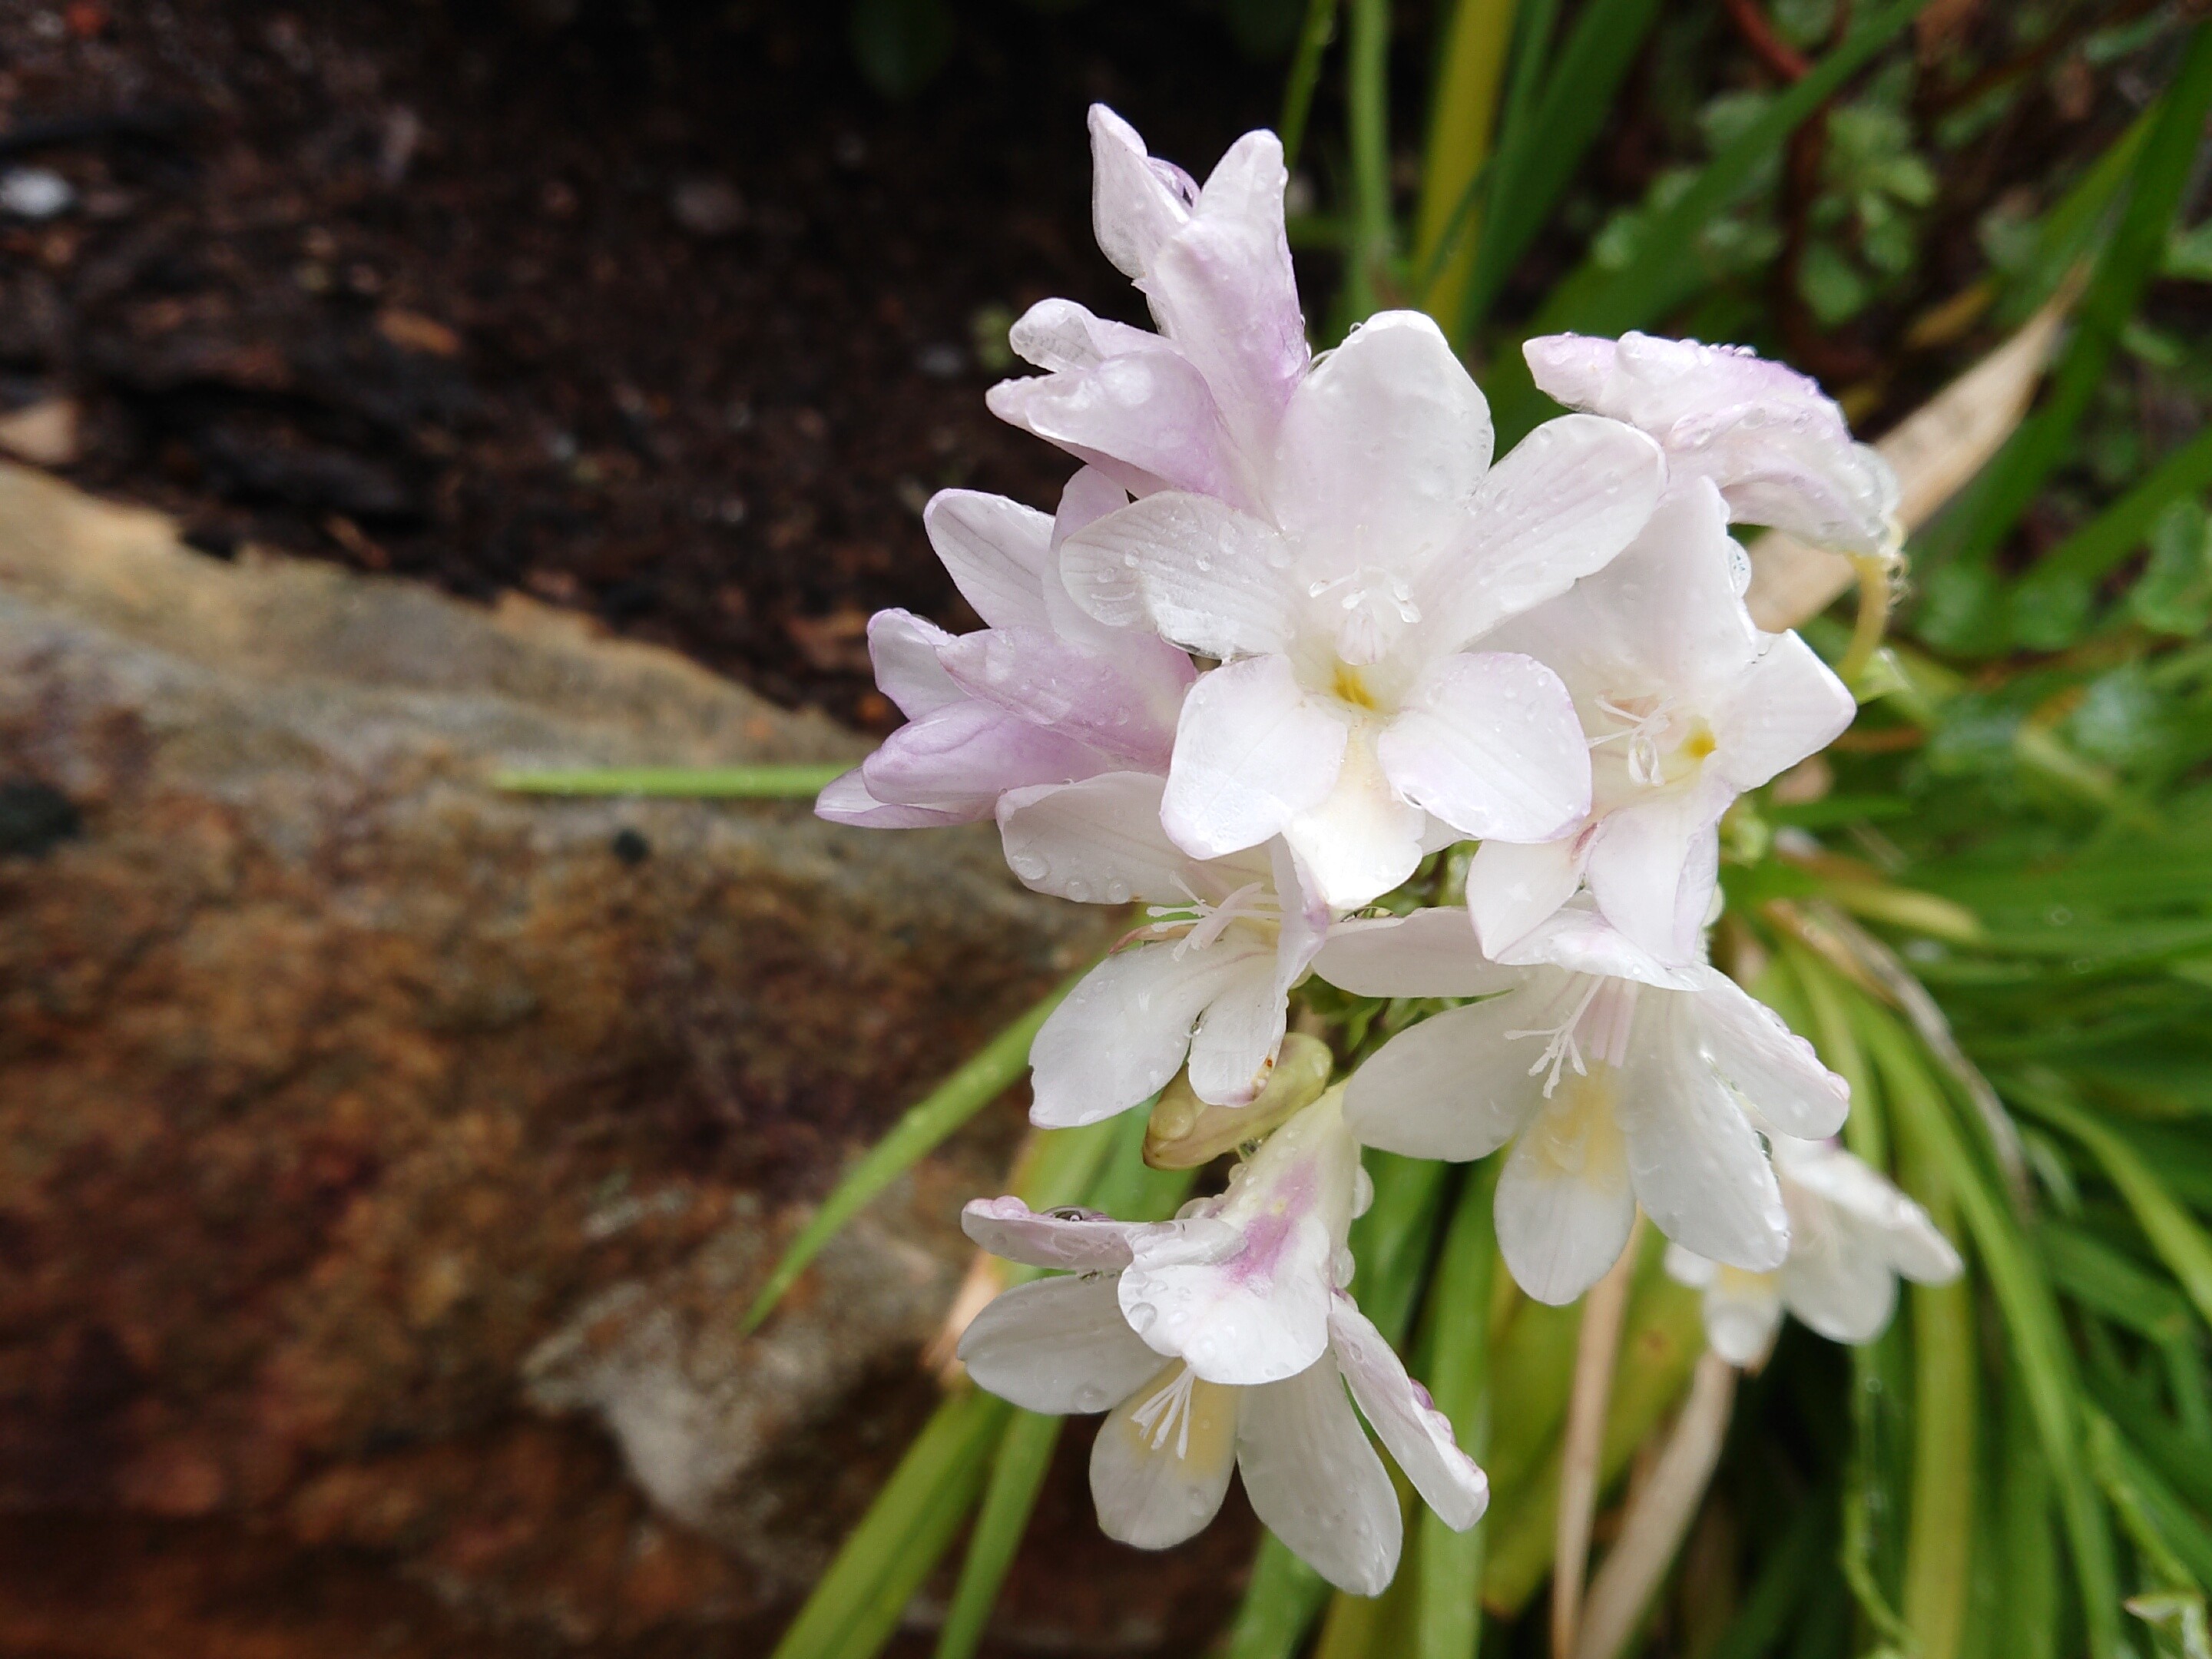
1343;0;1394;322
491;761;850;796
1551;1212;1644;1659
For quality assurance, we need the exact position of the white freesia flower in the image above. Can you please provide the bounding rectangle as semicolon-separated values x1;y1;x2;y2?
956;1094;1486;1593
817;478;1195;827
1318;905;1849;1304
1465;478;1857;962
999;770;1326;1124
1524;331;1902;557
1059;310;1666;909
1666;1134;1964;1366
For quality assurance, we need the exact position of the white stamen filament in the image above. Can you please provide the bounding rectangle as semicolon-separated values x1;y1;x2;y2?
1306;567;1423;624
1129;1365;1201;1459
1146;876;1280;959
1507;975;1642;1097
1588;694;1681;788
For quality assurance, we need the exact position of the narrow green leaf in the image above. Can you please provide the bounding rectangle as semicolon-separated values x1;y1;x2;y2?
1414;0;1519;339
770;1386;1010;1659
934;1409;1065;1659
1702;1495;1833;1659
1350;1151;1453;1343
1221;1535;1332;1659
1342;0;1394;323
1279;0;1341;172
1995;1364;2060;1659
492;762;851;796
2042;1219;2196;1346
1415;1165;1498;1659
2092;1410;2212;1591
1900;1178;1975;1659
743;968;1089;1332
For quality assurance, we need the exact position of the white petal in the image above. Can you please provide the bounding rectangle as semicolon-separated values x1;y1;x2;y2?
1187;953;1290;1107
1120;1200;1336;1389
1088;104;1195;280
1779;1237;1898;1346
1090;1362;1240;1549
1008;297;1158;374
1493;1073;1637;1304
987;349;1243;505
936;627;1183;768
1466;834;1587;958
1615;1000;1788;1272
1164;655;1347;860
1664;1242;1719;1288
999;772;1247;907
859;700;1104;816
1422;415;1665;647
962;1195;1145;1270
1499;902;1705;990
1708;630;1857;792
867;608;964;719
1687;970;1850;1139
1270;310;1492;562
1028;943;1260;1127
1343;990;1549;1161
1327;1298;1488;1529
1060;492;1299;658
1312;908;1519;998
1583;782;1732;966
1284;720;1429;909
1237;1358;1402;1597
1773;1138;1962;1285
813;767;970;829
1703;1269;1786;1365
1379;651;1591;843
1268;836;1330;1000
959;1274;1167;1414
923;492;1055;633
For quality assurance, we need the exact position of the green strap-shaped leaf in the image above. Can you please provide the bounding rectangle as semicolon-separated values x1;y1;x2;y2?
493;762;852;796
932;1409;1064;1659
743;966;1089;1333
1414;1166;1498;1659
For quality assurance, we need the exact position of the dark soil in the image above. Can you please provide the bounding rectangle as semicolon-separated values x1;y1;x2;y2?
0;0;1284;733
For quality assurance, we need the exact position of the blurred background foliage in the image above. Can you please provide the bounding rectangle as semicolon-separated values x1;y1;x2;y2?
753;2;2212;1656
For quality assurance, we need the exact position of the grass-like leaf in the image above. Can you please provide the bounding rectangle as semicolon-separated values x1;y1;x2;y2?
492;762;851;796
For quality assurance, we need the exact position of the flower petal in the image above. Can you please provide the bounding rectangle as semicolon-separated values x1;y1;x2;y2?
859;699;1103;815
1773;1137;1962;1285
813;767;970;829
1088;104;1197;280
1379;651;1591;844
1270;310;1492;564
1583;781;1733;966
1465;835;1586;958
1061;492;1300;658
1327;1297;1488;1529
1008;296;1160;374
1687;970;1851;1139
1343;990;1549;1161
936;626;1184;769
959;1273;1167;1414
1237;1357;1402;1596
1187;953;1290;1107
1616;999;1788;1272
1163;654;1347;860
1029;942;1262;1127
1494;1074;1637;1303
1090;1361;1240;1549
1313;908;1519;998
962;1194;1146;1270
1703;1268;1786;1365
923;491;1055;633
1779;1234;1898;1346
987;348;1243;505
999;772;1258;907
1498;902;1706;989
1422;414;1664;648
867;608;964;719
1284;720;1429;909
1707;629;1858;792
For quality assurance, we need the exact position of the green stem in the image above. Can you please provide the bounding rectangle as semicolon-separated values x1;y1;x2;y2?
493;762;851;797
1344;0;1393;322
1280;0;1342;173
934;1410;1065;1659
1416;1166;1499;1659
1900;1180;1975;1659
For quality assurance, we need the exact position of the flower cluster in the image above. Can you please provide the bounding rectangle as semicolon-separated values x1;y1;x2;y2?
820;108;1955;1592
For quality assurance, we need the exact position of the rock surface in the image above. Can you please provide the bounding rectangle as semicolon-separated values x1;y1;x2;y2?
0;462;1118;1650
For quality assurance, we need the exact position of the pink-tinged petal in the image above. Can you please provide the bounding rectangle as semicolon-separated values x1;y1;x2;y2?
999;773;1257;907
935;626;1181;768
1707;630;1856;791
1495;1085;1637;1305
960;1196;1142;1270
1283;724;1429;909
1327;1297;1488;1529
1378;651;1591;844
1163;655;1347;860
1687;972;1850;1139
1052;465;1131;545
1060;492;1300;657
1091;1361;1240;1549
1498;902;1706;990
1147;131;1307;460
1422;415;1664;647
1029;942;1265;1127
1268;837;1330;1001
813;766;970;828
1584;782;1732;966
1521;333;1617;408
1237;1358;1402;1596
859;700;1101;815
1313;909;1516;999
1008;297;1160;374
1343;990;1548;1161
1088;104;1197;280
867;608;963;719
1466;834;1587;959
923;491;1055;632
1616;1001;1788;1272
1187;952;1289;1107
958;1273;1168;1415
987;349;1243;505
1270;310;1491;565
